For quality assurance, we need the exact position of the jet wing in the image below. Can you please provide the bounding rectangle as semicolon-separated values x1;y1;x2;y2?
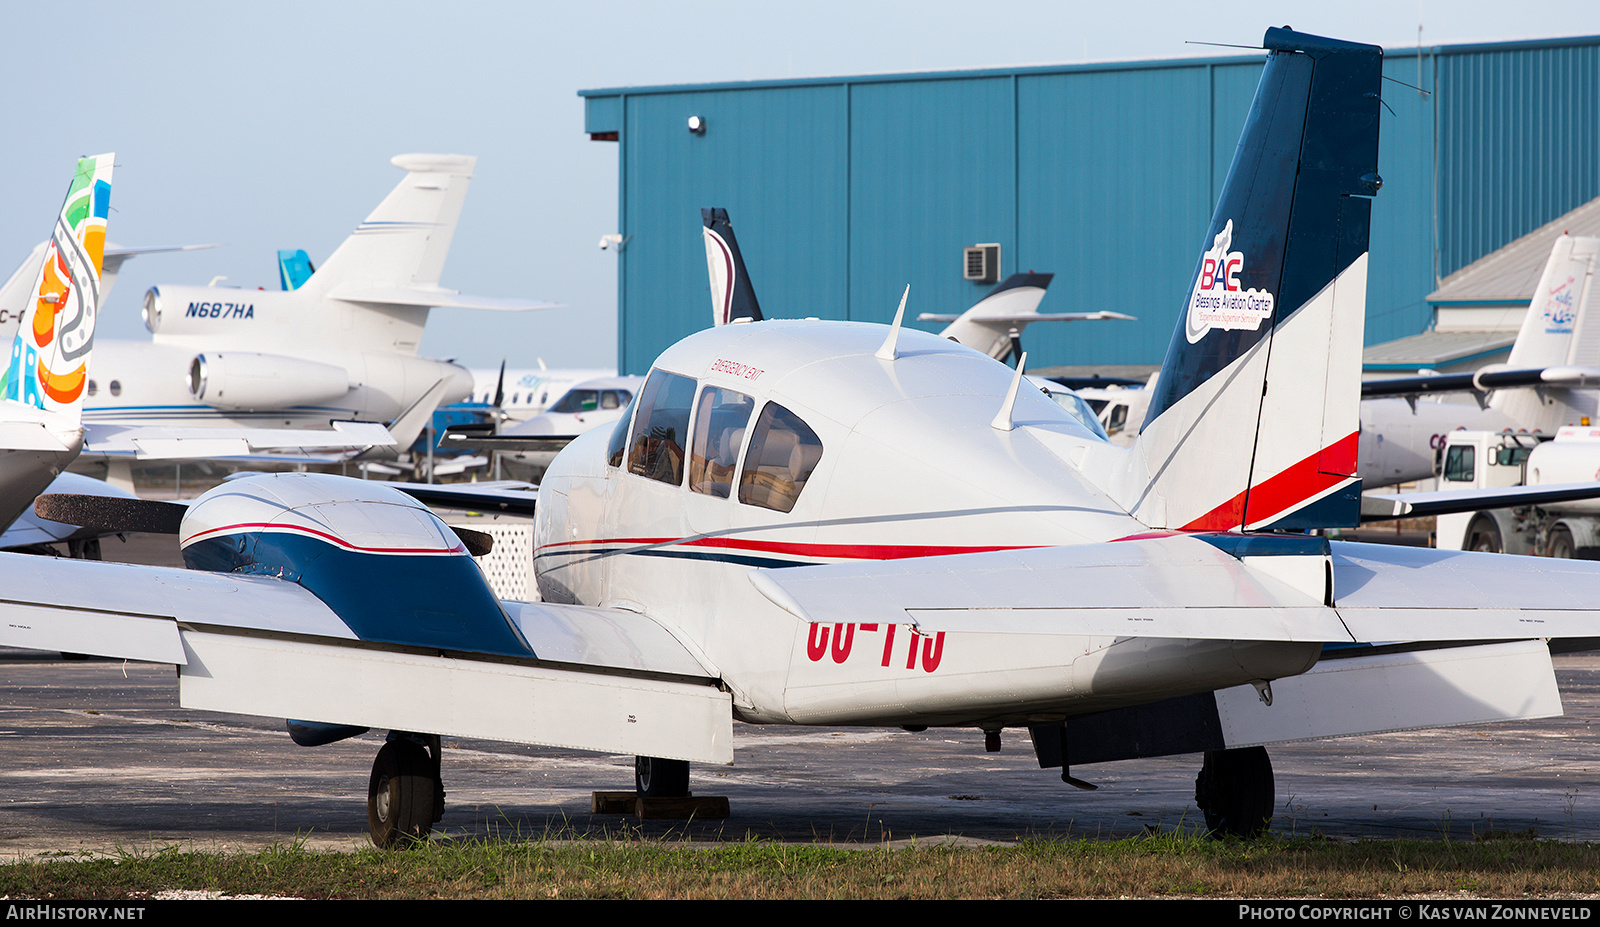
81;421;395;459
1361;365;1600;398
1360;481;1600;521
748;533;1600;644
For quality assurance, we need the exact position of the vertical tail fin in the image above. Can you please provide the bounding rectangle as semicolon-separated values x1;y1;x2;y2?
931;272;1055;362
5;153;114;425
1489;234;1600;427
278;248;315;291
303;154;475;294
702;207;764;326
1109;29;1382;532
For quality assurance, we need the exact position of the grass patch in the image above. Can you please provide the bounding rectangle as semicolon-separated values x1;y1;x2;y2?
3;830;1600;899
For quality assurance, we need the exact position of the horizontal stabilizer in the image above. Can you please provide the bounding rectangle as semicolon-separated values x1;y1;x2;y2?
1361;481;1600;521
328;285;560;312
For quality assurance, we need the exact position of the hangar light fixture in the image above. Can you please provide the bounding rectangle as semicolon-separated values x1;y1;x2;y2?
687;115;706;134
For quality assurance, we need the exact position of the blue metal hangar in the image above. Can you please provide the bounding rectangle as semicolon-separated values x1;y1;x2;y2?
580;35;1600;376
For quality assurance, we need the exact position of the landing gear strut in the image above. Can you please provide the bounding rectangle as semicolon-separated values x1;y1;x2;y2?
1194;746;1273;838
368;732;444;848
634;755;690;798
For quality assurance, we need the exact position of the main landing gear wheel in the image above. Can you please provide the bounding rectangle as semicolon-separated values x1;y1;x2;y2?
634;756;690;798
368;735;444;848
1194;746;1274;838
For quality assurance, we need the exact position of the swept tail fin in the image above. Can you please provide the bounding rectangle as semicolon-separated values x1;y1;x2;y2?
5;153;114;424
304;154;475;295
1106;29;1382;532
702;207;764;326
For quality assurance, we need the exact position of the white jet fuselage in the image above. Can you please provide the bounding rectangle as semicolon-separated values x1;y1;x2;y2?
83;284;474;428
534;321;1321;727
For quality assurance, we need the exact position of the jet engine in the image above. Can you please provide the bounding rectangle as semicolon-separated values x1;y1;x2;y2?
188;351;351;411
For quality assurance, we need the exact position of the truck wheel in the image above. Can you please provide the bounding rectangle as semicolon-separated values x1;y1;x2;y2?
1548;526;1576;559
1467;515;1503;553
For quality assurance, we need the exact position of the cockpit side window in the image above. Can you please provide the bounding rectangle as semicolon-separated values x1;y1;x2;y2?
626;370;697;485
738;402;824;513
605;392;637;468
688;386;755;498
552;389;600;413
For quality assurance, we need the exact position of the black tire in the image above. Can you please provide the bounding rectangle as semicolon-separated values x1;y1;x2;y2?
634;756;690;798
1548;526;1576;560
1467;515;1503;553
1194;746;1274;838
368;740;437;848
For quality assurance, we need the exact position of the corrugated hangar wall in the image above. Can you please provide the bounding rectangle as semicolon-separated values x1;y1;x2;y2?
582;36;1600;375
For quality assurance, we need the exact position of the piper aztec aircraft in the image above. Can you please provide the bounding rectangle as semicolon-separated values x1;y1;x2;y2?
16;29;1600;848
702;206;1135;364
79;154;556;436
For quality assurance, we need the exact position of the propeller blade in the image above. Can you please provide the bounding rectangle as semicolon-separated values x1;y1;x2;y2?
34;494;188;535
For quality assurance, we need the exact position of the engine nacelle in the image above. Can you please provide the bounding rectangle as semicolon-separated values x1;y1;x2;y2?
189;351;350;411
143;285;293;337
179;473;529;656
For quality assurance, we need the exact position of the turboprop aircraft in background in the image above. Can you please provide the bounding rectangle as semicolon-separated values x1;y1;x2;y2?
19;29;1600;850
77;154;557;441
701;206;1135;365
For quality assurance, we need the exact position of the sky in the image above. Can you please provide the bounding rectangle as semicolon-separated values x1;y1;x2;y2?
3;1;1597;372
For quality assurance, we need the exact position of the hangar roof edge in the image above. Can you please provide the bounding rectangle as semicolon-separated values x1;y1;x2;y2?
577;33;1600;99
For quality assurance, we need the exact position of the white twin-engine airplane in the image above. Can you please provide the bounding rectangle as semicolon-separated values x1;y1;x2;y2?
12;29;1600;848
78;154;557;452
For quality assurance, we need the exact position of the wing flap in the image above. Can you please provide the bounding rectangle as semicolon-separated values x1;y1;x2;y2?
179;630;733;764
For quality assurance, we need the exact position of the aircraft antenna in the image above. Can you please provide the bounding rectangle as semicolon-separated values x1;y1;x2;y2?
991;352;1028;431
875;285;910;361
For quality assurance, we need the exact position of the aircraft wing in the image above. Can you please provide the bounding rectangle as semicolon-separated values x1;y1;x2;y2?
384;480;538;515
1361;365;1600;398
1360;481;1600;521
748;533;1600;644
329;285;560;312
81;421;395;459
916;311;1136;323
0;551;731;763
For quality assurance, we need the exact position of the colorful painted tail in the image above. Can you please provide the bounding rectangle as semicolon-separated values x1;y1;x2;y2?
702;207;764;326
1488;234;1600;427
1110;29;1382;531
4;153;113;423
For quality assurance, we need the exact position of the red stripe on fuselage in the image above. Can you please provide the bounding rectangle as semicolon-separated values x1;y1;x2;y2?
1180;432;1359;532
538;535;1038;561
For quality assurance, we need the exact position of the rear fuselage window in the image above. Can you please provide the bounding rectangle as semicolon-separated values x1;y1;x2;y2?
552;389;600;413
739;402;823;513
627;370;697;485
689;386;755;498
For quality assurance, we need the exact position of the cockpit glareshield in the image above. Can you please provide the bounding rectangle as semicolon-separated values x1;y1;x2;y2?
738;402;824;513
689;386;755;498
627;370;697;485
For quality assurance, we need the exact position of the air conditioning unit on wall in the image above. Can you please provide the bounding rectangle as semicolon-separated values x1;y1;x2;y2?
964;243;1000;284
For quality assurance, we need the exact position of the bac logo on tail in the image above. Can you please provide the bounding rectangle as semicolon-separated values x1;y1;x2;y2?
1184;220;1276;344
